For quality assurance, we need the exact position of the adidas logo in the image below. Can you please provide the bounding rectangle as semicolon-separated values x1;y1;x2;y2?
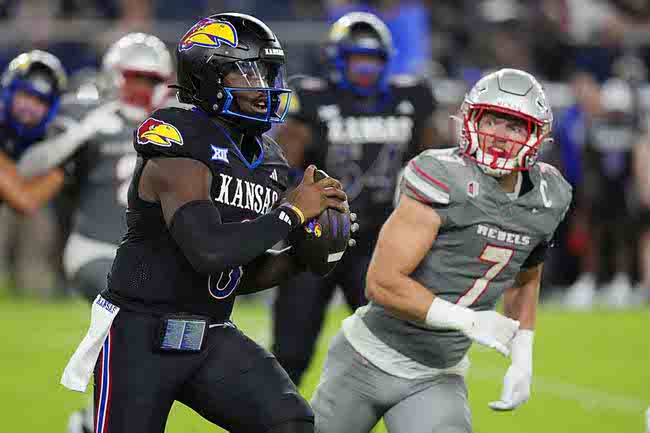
270;169;278;182
278;210;292;225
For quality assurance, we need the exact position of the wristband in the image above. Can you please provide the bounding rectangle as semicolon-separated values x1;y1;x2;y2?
280;203;305;225
425;297;476;332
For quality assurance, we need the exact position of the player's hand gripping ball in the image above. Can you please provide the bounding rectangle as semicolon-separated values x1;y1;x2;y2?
290;169;358;276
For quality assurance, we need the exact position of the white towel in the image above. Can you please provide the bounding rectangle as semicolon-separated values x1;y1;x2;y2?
61;295;120;393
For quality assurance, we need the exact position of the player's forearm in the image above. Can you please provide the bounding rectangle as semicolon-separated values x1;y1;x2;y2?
238;248;301;294
0;162;63;215
17;126;89;177
366;271;435;323
170;200;303;275
23;170;65;210
503;277;539;330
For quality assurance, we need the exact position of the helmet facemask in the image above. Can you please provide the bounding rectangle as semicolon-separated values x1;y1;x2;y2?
336;41;389;96
219;59;291;123
458;104;551;177
115;70;169;121
1;52;66;146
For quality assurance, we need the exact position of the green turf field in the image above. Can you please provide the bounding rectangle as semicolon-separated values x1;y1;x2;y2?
0;295;648;433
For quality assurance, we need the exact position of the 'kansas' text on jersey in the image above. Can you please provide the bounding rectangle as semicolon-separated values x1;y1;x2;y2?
289;75;436;233
105;107;289;321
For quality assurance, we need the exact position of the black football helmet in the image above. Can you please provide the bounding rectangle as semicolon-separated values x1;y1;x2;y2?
324;12;394;96
174;13;291;133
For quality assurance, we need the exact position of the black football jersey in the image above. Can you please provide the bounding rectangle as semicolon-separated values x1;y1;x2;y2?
105;107;289;321
288;75;436;233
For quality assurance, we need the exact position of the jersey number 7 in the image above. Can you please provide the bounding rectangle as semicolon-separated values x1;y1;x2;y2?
456;244;514;306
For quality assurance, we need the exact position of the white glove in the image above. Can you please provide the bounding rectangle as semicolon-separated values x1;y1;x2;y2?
489;329;534;411
425;298;520;356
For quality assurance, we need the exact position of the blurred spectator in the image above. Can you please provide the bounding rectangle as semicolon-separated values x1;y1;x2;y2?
0;50;70;298
57;0;120;19
534;73;599;293
633;133;650;303
564;77;642;308
153;0;208;21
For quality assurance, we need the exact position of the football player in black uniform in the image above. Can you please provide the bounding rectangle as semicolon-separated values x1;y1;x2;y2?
19;33;175;433
0;50;67;214
61;13;347;433
272;12;439;386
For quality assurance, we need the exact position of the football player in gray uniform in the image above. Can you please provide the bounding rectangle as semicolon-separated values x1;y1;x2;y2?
310;69;572;433
18;33;173;433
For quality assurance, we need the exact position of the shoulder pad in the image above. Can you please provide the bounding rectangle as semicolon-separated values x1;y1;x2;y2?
59;98;101;122
262;134;289;167
389;74;420;88
401;149;455;205
134;107;210;161
293;76;328;92
286;76;329;119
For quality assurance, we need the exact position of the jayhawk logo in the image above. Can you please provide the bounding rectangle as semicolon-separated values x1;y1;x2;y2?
137;118;183;147
305;220;323;238
179;18;238;51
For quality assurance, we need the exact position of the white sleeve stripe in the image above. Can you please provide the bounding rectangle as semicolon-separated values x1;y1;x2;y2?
404;165;450;204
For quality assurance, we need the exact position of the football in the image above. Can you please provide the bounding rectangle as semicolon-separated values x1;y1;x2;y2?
290;169;352;276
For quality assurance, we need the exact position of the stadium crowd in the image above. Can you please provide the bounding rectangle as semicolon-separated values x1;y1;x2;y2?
1;0;647;308
0;2;648;433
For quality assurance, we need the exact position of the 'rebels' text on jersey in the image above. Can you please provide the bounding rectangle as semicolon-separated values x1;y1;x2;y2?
105;107;289;321
400;147;572;309
361;148;572;369
288;75;436;232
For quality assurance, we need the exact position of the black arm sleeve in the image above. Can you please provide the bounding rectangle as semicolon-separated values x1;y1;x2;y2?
521;241;549;269
169;200;301;275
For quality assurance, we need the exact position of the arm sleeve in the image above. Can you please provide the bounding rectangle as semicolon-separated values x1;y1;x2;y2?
521;241;549;269
17;115;89;177
169;200;302;275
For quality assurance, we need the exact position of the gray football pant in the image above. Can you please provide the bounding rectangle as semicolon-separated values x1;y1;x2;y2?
70;257;114;303
311;332;472;433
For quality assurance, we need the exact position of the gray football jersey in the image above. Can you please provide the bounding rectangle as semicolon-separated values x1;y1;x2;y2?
362;147;572;368
64;100;139;245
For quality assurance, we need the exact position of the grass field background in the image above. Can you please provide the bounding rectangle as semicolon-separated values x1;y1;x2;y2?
1;292;648;433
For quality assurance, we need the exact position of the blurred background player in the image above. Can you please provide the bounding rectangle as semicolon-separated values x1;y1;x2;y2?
0;50;68;297
18;33;173;433
564;77;643;308
634;129;650;304
310;68;572;433
272;11;439;386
